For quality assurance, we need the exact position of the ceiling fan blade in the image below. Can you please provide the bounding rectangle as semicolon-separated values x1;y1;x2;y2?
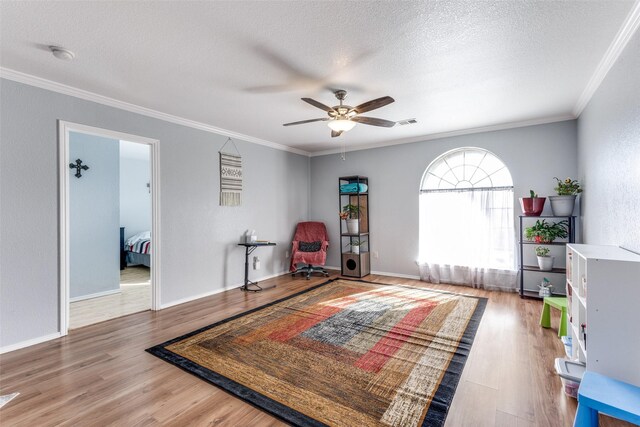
331;130;343;138
283;118;329;126
302;98;336;113
351;116;396;127
353;96;395;114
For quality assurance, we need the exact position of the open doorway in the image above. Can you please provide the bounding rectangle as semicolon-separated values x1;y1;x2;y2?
59;122;160;333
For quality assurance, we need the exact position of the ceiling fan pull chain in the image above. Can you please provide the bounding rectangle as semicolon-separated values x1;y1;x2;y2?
340;142;346;161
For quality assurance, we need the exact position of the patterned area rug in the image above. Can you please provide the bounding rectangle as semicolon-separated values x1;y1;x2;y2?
147;278;486;427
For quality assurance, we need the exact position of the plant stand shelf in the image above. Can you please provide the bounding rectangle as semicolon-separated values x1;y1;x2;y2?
522;265;567;273
521;289;545;300
518;215;575;298
339;176;370;278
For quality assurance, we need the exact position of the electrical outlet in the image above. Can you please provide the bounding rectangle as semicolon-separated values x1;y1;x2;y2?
373;251;379;259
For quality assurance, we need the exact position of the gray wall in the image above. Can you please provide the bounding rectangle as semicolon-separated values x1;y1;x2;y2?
310;120;578;277
577;27;640;253
69;132;121;300
0;78;309;349
120;142;151;241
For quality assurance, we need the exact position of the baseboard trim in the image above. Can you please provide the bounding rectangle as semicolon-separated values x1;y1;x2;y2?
0;269;421;353
69;288;121;303
371;270;421;280
159;284;243;309
0;332;63;355
324;266;420;280
159;270;290;309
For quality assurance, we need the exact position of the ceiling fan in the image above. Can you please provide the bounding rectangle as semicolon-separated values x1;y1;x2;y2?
283;90;396;137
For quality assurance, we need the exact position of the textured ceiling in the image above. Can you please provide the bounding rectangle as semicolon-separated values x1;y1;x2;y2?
0;1;635;153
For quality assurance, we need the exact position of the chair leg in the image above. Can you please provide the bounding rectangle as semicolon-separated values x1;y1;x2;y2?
573;403;599;427
559;308;568;337
540;302;551;328
292;264;328;279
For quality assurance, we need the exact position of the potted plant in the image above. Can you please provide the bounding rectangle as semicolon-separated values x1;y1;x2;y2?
550;177;582;216
519;190;546;216
535;246;554;271
525;219;569;243
538;277;553;297
341;204;360;234
345;239;365;254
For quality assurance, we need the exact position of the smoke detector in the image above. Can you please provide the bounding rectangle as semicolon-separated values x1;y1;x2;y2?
49;46;75;61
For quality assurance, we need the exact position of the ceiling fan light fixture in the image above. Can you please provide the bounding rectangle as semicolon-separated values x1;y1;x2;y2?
284;90;396;135
327;118;356;132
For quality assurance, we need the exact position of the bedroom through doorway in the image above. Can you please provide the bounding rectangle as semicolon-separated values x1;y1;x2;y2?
59;122;160;332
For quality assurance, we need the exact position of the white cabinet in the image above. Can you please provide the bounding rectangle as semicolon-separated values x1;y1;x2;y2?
566;244;640;387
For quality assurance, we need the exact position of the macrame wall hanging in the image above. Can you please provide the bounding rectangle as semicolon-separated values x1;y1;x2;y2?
219;138;242;206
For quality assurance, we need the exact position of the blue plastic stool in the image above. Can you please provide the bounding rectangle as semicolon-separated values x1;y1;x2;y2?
574;371;640;427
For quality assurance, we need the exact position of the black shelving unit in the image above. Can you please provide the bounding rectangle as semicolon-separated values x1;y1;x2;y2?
519;215;575;299
339;176;370;277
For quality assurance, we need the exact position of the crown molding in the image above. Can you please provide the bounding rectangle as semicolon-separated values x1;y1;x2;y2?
573;0;640;117
0;67;575;158
309;114;576;157
0;67;311;157
6;0;637;164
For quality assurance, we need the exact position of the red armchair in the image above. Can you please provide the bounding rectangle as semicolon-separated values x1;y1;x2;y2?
289;222;329;279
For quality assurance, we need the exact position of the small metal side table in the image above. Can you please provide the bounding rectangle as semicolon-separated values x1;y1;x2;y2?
237;242;276;292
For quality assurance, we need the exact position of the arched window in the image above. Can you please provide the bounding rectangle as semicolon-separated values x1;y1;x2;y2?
418;148;516;290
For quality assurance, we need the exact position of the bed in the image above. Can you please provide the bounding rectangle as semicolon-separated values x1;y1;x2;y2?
125;231;151;267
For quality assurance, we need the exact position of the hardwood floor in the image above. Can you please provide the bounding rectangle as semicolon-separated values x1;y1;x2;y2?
69;266;151;329
0;273;632;426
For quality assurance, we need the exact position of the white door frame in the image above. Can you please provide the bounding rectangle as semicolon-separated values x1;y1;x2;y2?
58;121;161;335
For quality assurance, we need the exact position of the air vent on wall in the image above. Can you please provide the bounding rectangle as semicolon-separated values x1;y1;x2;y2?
396;118;417;126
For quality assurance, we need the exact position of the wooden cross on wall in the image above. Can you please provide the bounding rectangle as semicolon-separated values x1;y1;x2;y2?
69;159;89;178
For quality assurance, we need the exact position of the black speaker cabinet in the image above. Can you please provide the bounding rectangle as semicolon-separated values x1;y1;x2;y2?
341;252;370;278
